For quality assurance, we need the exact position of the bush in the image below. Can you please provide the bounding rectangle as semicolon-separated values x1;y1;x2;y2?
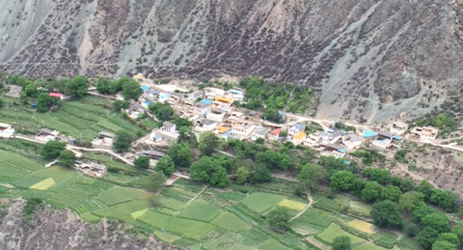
267;207;291;233
134;156;150;169
40;141;66;160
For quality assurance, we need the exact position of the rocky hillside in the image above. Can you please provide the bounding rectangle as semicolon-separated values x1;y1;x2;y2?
0;199;183;250
1;0;463;123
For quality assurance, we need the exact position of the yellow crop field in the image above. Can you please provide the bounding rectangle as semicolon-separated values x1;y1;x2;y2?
278;199;307;211
131;208;149;219
347;219;375;234
30;178;55;190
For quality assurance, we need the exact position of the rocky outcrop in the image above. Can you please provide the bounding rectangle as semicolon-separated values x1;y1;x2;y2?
0;199;183;250
1;0;463;123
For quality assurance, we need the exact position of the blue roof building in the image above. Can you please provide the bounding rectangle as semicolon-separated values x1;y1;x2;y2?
141;85;150;91
200;99;213;105
362;129;377;138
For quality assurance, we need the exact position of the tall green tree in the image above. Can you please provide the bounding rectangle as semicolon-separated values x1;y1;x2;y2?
361;181;383;202
418;227;439;250
297;164;325;191
267;207;291;232
370;200;403;229
380;185;402;202
332;236;352;250
421;213;451;233
146;172;166;193
121;76;142;100
167;143;193;168
112;130;134;153
36;92;59;112
134;155;150;169
398;191;421;212
96;77;111;94
156;155;175;177
330;170;356;191
58;150;76;168
40;141;66;160
65;75;88;98
190;156;229;187
199;131;221;156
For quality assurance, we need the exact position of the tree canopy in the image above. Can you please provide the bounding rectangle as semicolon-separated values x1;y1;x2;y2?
156;155;175;177
134;155;150;169
167;143;193;168
297;164;325;191
332;236;352;250
58;150;76;168
370;200;403;229
40;141;66;160
190;156;230;187
121;76;142;100
112;130;134;153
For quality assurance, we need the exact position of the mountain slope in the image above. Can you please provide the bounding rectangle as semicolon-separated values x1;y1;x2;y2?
1;0;463;123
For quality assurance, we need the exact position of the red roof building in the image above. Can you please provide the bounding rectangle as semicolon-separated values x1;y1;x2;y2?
268;128;281;141
49;92;64;100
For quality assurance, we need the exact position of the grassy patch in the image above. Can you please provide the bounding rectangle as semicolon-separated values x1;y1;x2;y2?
211;212;252;232
30;178;55;190
354;243;388;250
258;239;292;250
241;192;285;214
349;200;372;216
347;219;375;235
277;199;307;211
178;199;221;222
398;237;422;250
93;199;151;222
155;231;181;243
80;212;101;223
98;186;152;206
371;231;398;249
317;223;365;245
0;150;44;182
138;210;215;239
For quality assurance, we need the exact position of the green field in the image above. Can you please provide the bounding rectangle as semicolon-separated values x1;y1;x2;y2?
97;186;152;206
317;223;366;245
259;239;293;250
138;210;216;239
211;212;252;232
93;200;151;222
241;192;285;214
178;199;222;222
354;243;388;250
0;150;44;182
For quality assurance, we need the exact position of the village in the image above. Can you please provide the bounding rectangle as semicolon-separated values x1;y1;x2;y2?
0;73;452;180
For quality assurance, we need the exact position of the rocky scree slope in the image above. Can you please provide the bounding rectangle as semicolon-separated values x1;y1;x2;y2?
0;0;463;123
0;199;183;250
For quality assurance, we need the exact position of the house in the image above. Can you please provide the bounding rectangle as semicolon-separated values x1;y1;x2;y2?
159;93;171;103
92;131;116;149
371;131;401;149
162;121;177;134
206;109;227;122
197;119;218;131
195;100;213;115
167;93;184;105
390;121;408;135
49;92;64;100
342;134;362;150
185;90;204;106
142;150;166;160
133;73;146;83
153;133;163;142
268;128;281;141
320;144;346;158
304;133;321;147
213;96;233;112
220;131;233;140
36;128;60;141
0;123;15;138
361;129;378;141
251;127;270;141
216;126;229;135
320;129;342;144
292;131;307;145
289;123;306;136
77;162;108;178
204;87;225;100
231;122;256;138
410;126;439;140
225;89;245;102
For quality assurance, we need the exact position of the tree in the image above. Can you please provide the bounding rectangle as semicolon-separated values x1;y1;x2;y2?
399;191;421;212
134;155;150;169
156;155;175;177
418;227;439;250
234;166;251;184
168;143;193;168
332;236;352;250
262;105;283;123
25;83;39;97
380;185;402;202
330;170;356;192
58;150;76;168
36;92;58;112
421;213;451;233
400;178;415;193
436;233;460;246
430;189;458;213
121;76;142;100
267;207;291;232
112;130;134;153
199;131;220;156
370;200;403;229
149;103;174;121
363;168;390;185
40;141;66;160
404;222;420;237
65;75;88;98
361;181;383;202
190;156;230;187
417;180;434;201
318;156;346;173
413;202;437;221
146;172;166;193
297;164;325;191
96;77;111;94
257;150;291;170
431;240;457;250
452;222;463;243
113;100;129;112
252;163;272;183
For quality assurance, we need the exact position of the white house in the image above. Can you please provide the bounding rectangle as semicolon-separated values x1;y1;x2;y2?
390;121;408;136
320;129;343;144
410;126;439;140
206;109;227;122
304;133;321;147
225;89;245;102
198;119;218;131
251;127;270;141
288;123;306;136
231;122;256;138
0;123;15;138
204;87;225;100
162;121;177;134
342;134;363;149
195;100;213;115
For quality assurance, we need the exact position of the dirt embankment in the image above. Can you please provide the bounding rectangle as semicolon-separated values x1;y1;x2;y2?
0;199;183;250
